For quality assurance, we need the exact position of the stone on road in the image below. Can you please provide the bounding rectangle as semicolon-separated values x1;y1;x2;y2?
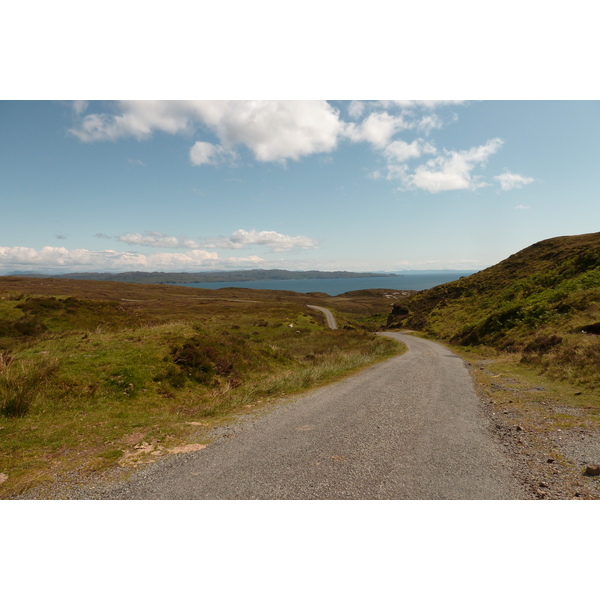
95;332;525;500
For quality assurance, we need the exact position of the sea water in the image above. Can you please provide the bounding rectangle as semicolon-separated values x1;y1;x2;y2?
176;272;477;295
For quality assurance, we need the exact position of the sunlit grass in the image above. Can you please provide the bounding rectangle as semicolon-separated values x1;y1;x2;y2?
0;281;404;497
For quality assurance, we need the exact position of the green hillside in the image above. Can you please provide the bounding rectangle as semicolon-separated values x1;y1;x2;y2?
387;232;600;388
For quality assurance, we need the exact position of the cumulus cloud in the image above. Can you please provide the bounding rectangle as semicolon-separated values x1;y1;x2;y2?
401;138;504;193
110;229;318;253
494;171;535;191
0;245;264;272
344;112;411;148
205;229;319;252
117;232;203;249
379;100;465;110
67;100;518;196
384;139;437;163
70;100;344;164
189;141;232;166
70;101;194;141
378;139;437;181
417;113;444;134
347;101;366;119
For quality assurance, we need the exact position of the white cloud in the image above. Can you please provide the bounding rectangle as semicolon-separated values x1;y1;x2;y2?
72;100;88;115
70;100;344;163
0;245;264;272
112;229;318;253
144;251;263;270
494;171;535;191
117;232;202;249
203;101;343;162
401;138;504;192
189;141;232;166
379;100;465;110
67;101;524;197
417;113;444;134
205;229;319;252
384;139;437;163
344;112;410;148
347;101;366;119
70;100;194;141
515;204;531;210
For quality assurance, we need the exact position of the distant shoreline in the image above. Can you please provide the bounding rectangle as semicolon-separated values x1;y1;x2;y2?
7;269;397;285
175;272;478;295
4;268;481;285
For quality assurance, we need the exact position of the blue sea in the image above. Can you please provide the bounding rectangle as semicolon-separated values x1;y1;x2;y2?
176;271;477;295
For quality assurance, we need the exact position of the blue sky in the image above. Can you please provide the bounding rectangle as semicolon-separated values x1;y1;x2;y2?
1;99;599;274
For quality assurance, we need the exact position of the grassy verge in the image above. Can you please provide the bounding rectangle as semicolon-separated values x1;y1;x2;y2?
0;280;404;498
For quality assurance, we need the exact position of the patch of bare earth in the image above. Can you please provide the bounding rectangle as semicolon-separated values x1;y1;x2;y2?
470;360;600;500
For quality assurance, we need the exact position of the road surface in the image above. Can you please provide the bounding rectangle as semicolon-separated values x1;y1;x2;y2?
306;304;338;330
89;332;524;499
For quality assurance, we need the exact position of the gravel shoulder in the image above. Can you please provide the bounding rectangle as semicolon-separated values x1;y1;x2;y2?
468;359;600;500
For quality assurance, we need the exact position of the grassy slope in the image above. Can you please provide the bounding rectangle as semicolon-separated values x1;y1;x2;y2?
387;232;600;389
0;277;403;497
385;233;600;497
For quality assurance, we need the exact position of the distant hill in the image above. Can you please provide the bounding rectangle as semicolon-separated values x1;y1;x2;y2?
387;232;600;388
37;269;396;285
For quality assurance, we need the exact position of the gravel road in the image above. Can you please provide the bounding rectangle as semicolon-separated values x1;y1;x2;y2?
306;304;338;329
82;332;525;500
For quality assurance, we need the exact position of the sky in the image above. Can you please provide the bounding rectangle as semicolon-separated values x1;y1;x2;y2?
1;99;599;275
3;2;599;592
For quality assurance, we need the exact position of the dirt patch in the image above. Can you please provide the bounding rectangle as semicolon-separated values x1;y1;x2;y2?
471;359;600;500
169;444;207;454
118;441;207;467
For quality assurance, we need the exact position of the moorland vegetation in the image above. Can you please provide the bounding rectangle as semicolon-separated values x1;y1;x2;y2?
4;232;599;498
0;277;405;497
387;232;600;389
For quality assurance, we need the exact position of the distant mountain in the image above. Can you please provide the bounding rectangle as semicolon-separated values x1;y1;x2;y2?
41;269;397;285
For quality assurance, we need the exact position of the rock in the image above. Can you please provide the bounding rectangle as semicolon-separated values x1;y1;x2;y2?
0;473;8;485
516;425;524;431
584;464;600;476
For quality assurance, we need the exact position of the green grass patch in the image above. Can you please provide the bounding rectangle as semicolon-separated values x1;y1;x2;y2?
0;280;404;498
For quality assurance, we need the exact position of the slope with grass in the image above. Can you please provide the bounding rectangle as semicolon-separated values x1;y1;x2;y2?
385;233;600;498
387;232;600;389
0;277;403;497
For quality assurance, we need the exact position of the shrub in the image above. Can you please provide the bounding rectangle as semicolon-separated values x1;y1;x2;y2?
523;334;563;355
0;356;58;417
169;335;242;385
